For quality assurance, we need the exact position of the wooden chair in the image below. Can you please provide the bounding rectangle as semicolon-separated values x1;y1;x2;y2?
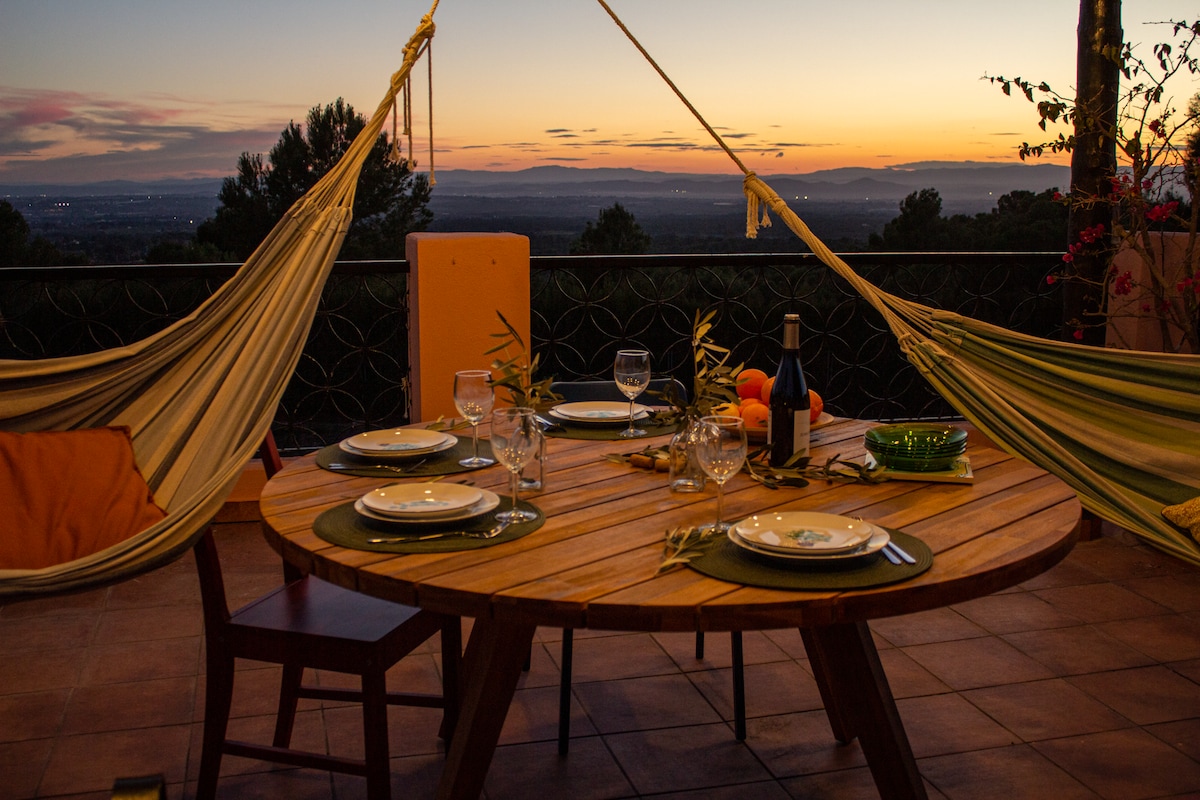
547;379;747;750
193;526;461;800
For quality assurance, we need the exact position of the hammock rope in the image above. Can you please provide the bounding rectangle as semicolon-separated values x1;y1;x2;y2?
596;0;1200;564
0;2;440;597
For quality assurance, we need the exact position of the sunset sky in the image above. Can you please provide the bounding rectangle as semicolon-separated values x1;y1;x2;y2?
1;1;1195;185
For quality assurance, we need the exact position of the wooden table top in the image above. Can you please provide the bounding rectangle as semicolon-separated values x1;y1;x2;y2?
259;417;1081;632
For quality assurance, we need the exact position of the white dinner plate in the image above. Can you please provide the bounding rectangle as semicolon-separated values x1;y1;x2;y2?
354;489;501;525
339;428;456;458
360;482;482;517
549;401;650;423
728;524;890;561
733;511;877;554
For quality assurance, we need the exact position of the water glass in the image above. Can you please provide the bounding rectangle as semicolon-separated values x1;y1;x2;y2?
614;349;650;438
454;370;496;468
491;407;540;522
696;415;747;533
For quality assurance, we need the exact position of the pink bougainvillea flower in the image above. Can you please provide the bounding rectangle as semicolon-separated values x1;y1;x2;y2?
1046;274;1058;285
1072;329;1085;340
1146;201;1179;223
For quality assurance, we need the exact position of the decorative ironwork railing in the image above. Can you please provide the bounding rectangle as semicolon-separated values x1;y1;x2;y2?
0;252;1061;452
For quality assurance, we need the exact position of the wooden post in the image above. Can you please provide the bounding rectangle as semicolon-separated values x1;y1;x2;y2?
405;232;531;422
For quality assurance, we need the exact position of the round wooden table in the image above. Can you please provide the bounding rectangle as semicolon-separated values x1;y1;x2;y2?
260;417;1080;800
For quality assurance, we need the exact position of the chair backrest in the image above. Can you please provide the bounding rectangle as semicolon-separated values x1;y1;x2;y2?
193;528;232;628
550;377;688;404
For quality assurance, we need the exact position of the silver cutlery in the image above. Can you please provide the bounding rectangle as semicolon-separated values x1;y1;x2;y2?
326;458;427;474
884;541;917;564
881;545;903;565
367;518;513;544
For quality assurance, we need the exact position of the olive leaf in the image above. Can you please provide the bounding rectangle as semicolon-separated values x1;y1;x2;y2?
486;310;562;410
656;525;716;574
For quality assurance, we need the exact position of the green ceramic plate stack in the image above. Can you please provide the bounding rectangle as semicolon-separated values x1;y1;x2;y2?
864;423;967;472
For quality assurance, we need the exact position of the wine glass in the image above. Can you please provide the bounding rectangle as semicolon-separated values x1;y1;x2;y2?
454;370;496;468
695;415;747;533
490;407;540;522
613;349;651;438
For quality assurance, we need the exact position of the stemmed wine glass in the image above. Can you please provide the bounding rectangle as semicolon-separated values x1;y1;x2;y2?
695;415;747;533
613;349;651;438
490;407;540;522
454;370;496;468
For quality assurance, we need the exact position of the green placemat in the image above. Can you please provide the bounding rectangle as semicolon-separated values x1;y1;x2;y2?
544;420;677;440
313;498;543;553
315;437;496;478
688;529;931;590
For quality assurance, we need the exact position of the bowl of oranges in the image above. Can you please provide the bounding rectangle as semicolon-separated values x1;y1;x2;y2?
713;368;827;442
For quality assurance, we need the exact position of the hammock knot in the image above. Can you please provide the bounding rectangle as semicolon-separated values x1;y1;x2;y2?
743;173;770;239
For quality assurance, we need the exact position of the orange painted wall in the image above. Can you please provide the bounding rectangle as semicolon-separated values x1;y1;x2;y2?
406;232;531;422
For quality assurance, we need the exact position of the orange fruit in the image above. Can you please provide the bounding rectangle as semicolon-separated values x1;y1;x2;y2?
759;376;775;404
712;401;741;417
741;402;768;429
809;389;824;423
736;368;769;400
739;396;763;409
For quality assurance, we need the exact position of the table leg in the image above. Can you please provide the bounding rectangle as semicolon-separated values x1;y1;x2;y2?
435;617;537;800
802;622;927;800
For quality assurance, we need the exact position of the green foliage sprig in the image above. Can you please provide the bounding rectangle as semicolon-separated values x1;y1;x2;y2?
485;311;562;409
743;448;886;490
656;526;717;574
655;309;743;422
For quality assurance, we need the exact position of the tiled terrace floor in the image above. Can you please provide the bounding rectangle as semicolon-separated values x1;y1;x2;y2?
4;516;1200;799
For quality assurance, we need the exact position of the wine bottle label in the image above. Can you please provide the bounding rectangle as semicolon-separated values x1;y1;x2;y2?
791;412;810;457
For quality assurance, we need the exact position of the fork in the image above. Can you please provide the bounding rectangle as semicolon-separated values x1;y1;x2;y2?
367;518;513;544
883;541;917;565
326;458;427;475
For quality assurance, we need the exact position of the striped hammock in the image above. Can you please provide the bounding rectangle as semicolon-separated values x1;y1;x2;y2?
0;8;438;597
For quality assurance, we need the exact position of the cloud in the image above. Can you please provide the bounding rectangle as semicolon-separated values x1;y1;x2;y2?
0;86;288;183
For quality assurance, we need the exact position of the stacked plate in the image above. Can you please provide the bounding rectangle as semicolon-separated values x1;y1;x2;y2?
728;511;889;562
354;482;501;524
340;428;456;459
864;423;967;472
548;401;650;425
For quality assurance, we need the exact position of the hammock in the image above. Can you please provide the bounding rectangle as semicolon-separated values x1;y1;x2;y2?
0;7;438;598
595;0;1200;565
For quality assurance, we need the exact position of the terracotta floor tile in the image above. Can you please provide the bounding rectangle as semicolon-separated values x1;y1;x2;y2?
321;701;448;758
961;678;1131;741
744;709;868;777
902;636;1054;691
653;629;789;671
1068;665;1200;725
0;738;52;800
61;675;196;735
0;647;86;694
876;646;951;699
1033;727;1200;800
92;603;203;645
649;780;793;799
0;612;98;653
779;766;908;800
567;632;678;683
869;607;988;647
691;658;825;721
1033;582;1169;623
573;673;721;734
186;709;329;782
1120;573;1200;613
1068;539;1188;581
0;587;108;620
0;689;68;743
485;736;634;800
80;636;202;686
951;590;1082;635
1096;614;1200;663
1148;718;1200;763
896;693;1018;758
498;683;597;746
1019;556;1104;590
918;744;1100;799
39;724;192;797
1003;625;1156;676
605;722;773;795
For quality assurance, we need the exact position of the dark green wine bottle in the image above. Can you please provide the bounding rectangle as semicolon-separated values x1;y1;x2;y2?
768;313;810;467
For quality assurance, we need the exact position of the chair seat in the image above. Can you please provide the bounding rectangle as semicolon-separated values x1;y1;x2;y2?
233;575;424;643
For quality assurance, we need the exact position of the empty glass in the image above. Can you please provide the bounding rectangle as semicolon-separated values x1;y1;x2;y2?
454;370;495;468
491;406;540;522
696;415;747;533
613;349;650;438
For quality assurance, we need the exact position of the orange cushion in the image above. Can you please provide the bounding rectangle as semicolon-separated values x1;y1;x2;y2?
0;426;167;570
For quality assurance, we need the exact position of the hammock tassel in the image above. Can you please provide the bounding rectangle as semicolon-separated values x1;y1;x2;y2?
743;173;770;238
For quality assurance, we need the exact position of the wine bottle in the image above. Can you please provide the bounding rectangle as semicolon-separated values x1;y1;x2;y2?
768;313;810;467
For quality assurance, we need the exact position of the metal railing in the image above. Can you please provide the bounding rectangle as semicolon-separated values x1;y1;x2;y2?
0;252;1062;452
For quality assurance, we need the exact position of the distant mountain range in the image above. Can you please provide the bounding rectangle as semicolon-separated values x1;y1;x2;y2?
2;161;1070;213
